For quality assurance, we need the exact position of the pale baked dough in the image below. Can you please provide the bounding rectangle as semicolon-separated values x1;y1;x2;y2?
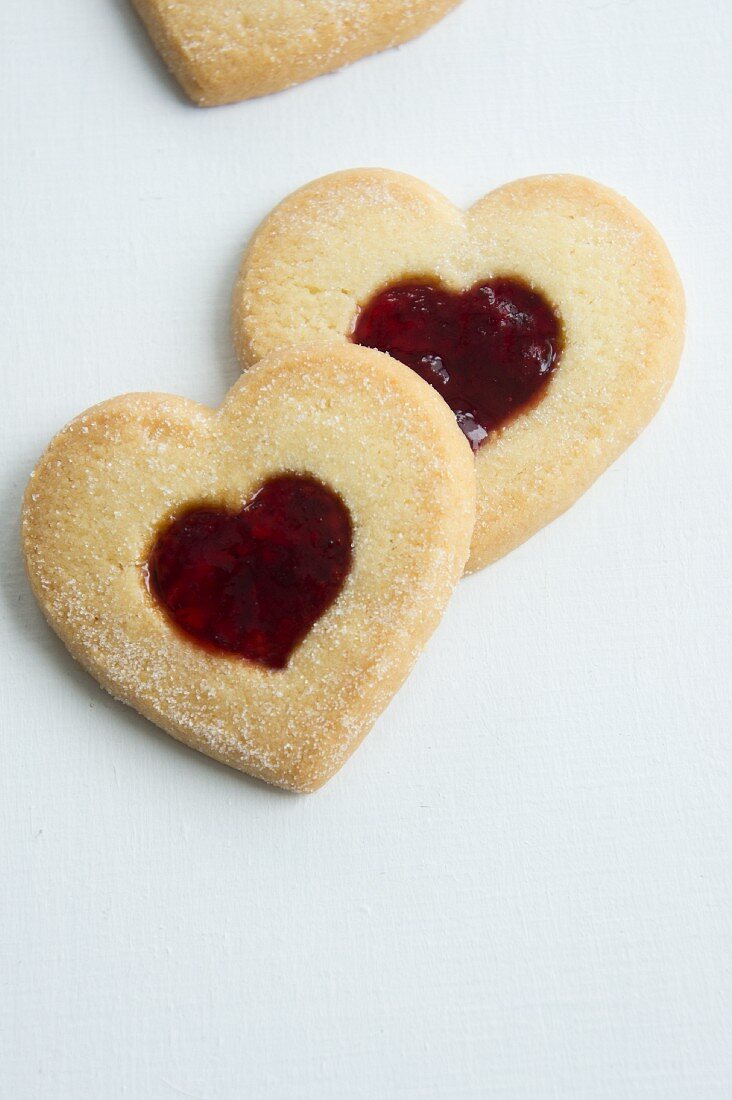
132;0;461;105
234;170;686;572
22;345;475;792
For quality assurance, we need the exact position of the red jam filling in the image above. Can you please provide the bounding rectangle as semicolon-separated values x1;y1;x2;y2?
352;277;562;450
146;475;353;669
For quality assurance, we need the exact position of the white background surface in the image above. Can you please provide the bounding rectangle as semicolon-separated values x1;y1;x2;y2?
1;1;730;1097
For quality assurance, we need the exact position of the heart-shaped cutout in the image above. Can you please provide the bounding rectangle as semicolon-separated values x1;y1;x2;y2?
132;0;462;105
147;475;353;669
23;345;475;791
352;277;563;451
234;171;685;572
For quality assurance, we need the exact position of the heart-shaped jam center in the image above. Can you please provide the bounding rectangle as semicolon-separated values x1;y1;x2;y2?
353;277;563;450
146;475;353;669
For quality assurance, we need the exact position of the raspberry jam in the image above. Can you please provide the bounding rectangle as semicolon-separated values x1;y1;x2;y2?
353;277;562;450
146;475;353;669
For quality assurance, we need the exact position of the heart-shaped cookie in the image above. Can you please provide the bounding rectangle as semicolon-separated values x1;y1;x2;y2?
132;0;461;106
233;170;685;572
22;345;475;791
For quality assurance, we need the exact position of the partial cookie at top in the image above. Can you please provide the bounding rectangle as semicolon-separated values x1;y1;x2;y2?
233;169;685;573
22;344;475;792
131;0;462;106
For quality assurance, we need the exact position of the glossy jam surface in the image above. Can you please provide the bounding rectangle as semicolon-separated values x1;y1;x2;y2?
147;475;353;669
353;277;562;450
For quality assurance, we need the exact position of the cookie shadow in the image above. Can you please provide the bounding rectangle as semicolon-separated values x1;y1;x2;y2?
1;458;295;800
212;236;250;396
107;0;191;107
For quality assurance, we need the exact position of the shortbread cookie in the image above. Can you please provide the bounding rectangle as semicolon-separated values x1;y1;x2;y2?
132;0;461;106
22;345;475;792
233;170;685;573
